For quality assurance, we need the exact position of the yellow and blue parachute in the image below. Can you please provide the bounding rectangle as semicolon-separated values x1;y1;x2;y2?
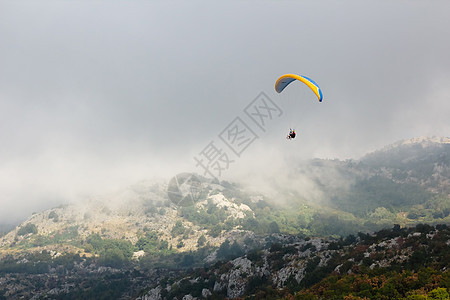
275;74;323;102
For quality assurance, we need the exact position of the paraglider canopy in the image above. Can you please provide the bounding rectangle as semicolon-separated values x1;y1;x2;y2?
275;74;323;102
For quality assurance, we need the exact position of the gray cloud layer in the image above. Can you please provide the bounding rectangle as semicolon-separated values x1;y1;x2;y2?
1;0;449;223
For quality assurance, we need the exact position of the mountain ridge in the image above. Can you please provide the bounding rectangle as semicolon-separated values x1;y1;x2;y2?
0;136;449;299
1;136;449;258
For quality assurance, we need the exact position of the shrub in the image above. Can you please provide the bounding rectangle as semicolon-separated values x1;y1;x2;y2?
48;211;59;222
17;223;38;236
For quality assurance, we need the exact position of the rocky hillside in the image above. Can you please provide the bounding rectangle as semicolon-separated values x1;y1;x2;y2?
138;224;450;299
0;179;256;260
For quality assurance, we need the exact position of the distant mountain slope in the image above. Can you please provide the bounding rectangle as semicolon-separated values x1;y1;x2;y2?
361;136;450;194
0;179;256;260
298;137;450;222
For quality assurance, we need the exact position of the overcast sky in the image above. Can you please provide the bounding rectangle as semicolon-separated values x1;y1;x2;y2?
1;0;449;223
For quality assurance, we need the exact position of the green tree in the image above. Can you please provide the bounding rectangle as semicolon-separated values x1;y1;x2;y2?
17;223;38;236
197;234;207;246
269;221;280;233
48;211;59;222
406;295;427;300
428;288;449;300
99;248;126;268
171;221;185;237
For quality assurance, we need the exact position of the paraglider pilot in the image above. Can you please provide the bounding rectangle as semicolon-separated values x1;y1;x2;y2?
286;129;296;140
